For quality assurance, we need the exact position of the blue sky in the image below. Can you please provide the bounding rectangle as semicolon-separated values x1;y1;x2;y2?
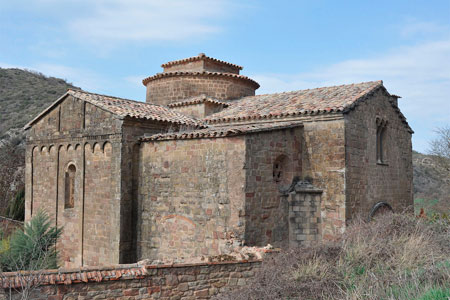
1;0;449;152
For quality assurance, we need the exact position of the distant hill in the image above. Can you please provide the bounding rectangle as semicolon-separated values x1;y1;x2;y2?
0;68;448;218
0;68;79;138
413;150;450;215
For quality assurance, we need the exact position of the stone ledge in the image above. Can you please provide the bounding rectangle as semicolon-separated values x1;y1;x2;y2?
0;258;266;289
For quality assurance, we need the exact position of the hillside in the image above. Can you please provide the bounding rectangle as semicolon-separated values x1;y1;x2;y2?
0;68;448;218
413;150;450;215
0;68;79;138
0;68;79;216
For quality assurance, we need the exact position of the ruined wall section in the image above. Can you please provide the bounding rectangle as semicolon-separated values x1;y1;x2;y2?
243;127;302;247
301;117;347;240
1;260;262;300
137;137;246;261
345;88;413;220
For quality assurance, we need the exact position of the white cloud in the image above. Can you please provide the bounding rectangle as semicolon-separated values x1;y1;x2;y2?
250;35;450;152
66;0;231;44
398;19;449;38
33;63;108;92
124;75;146;87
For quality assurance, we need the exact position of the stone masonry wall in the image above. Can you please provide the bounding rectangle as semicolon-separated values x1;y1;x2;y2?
169;103;206;119
0;260;261;300
301;117;347;240
145;75;256;106
57;144;84;267
287;182;322;247
82;142;116;266
120;120;171;264
137;137;247;261
29;145;58;220
25;95;125;268
243;127;302;248
345;88;413;220
170;103;226;119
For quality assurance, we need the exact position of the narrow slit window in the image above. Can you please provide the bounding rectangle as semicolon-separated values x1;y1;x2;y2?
65;164;76;209
376;118;387;164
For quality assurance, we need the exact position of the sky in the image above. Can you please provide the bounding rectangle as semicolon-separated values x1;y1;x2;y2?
0;0;449;152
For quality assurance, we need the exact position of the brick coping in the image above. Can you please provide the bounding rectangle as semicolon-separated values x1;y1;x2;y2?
161;53;243;70
142;71;260;88
0;259;262;289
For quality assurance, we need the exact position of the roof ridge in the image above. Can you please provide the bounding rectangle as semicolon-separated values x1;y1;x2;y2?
68;89;146;105
247;80;383;98
68;89;183;111
161;53;243;70
203;80;385;124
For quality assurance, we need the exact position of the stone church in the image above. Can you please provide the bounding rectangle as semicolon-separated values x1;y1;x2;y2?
24;54;413;268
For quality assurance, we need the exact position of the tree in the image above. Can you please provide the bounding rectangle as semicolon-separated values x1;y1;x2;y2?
0;211;62;300
6;189;25;221
428;125;450;170
0;137;25;217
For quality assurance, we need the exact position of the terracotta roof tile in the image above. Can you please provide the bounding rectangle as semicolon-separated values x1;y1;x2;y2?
24;90;206;129
205;81;384;124
167;94;230;108
161;53;243;70
68;90;205;126
142;122;303;141
142;71;259;88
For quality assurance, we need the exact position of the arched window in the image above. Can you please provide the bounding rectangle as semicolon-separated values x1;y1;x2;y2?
369;202;393;221
273;155;292;185
376;118;388;164
65;164;76;209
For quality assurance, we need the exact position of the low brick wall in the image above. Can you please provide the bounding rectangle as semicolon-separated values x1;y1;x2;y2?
0;216;23;238
0;259;261;299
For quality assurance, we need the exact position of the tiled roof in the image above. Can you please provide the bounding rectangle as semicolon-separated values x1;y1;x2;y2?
142;122;303;141
161;53;243;70
205;81;384;124
167;95;230;108
142;71;260;88
25;90;205;129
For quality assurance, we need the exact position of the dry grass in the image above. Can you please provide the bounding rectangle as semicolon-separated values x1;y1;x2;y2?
215;213;450;300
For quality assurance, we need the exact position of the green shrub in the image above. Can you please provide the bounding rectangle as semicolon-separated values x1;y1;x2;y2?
0;210;62;271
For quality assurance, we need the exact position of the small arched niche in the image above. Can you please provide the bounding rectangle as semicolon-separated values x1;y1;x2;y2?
273;154;293;185
369;202;393;220
64;164;76;209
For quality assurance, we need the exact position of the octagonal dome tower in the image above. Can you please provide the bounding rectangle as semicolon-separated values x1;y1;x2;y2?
142;53;260;106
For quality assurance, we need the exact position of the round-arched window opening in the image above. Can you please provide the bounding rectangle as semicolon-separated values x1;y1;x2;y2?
64;164;76;209
273;155;292;185
369;202;393;221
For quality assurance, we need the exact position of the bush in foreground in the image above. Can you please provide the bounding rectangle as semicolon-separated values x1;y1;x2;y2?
0;210;62;272
217;213;450;300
